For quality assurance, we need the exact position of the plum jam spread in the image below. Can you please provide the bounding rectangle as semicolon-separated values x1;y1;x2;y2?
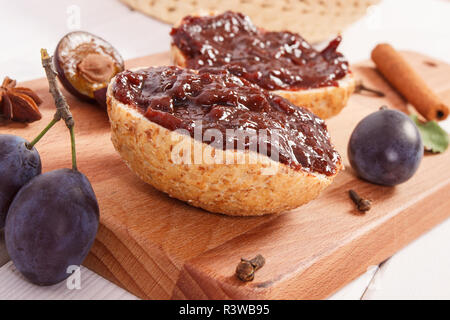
170;11;349;91
112;66;341;176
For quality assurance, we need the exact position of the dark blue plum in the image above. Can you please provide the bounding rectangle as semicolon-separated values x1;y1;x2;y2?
348;109;423;186
0;134;41;229
5;169;99;286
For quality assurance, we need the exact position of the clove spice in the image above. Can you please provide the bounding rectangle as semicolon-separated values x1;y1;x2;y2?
355;80;385;97
349;190;372;212
423;60;437;68
235;254;265;282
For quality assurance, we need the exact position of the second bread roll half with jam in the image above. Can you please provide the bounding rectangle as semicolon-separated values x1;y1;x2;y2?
170;11;355;119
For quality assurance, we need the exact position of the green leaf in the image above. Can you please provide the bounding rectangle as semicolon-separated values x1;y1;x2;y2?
410;114;449;153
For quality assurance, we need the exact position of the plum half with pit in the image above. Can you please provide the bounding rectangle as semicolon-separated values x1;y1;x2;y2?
54;31;124;108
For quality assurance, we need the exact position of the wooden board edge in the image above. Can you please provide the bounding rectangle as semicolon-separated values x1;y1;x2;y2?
174;181;450;299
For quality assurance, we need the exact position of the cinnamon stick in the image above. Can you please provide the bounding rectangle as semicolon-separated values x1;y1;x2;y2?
371;43;449;121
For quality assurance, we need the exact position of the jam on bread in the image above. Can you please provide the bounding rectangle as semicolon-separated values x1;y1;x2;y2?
170;11;349;91
112;66;341;176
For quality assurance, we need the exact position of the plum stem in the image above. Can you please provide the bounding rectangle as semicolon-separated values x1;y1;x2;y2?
70;125;77;171
40;48;78;171
27;117;59;149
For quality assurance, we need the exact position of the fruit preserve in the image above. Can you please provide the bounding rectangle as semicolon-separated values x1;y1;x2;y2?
170;11;349;91
112;66;341;176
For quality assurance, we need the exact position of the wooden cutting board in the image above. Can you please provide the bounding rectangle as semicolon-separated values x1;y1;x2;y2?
1;51;449;300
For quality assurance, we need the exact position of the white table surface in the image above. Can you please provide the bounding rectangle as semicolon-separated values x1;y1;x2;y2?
1;0;450;300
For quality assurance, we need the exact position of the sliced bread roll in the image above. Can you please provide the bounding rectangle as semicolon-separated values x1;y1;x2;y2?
107;66;342;216
170;11;356;119
172;46;355;119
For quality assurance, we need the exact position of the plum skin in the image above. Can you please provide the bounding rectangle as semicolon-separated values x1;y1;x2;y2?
348;109;424;186
5;169;99;286
0;134;41;229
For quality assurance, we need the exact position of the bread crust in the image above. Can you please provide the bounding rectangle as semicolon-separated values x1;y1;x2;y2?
272;74;356;119
107;79;341;216
171;44;355;119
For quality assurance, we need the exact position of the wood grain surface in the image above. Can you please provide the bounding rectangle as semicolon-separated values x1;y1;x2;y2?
1;51;449;300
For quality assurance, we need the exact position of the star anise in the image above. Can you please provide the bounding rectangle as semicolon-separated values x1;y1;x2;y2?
0;77;42;123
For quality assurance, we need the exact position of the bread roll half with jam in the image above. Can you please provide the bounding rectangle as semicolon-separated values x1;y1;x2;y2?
170;11;355;119
107;66;342;216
